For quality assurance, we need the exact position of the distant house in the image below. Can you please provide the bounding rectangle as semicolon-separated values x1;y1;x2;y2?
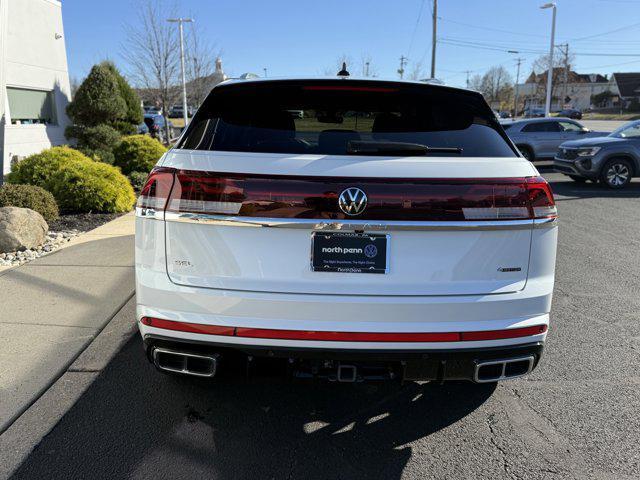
516;68;614;111
611;72;640;106
0;0;72;176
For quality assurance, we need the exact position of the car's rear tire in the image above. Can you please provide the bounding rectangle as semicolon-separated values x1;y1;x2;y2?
600;158;633;189
517;145;534;161
568;175;587;183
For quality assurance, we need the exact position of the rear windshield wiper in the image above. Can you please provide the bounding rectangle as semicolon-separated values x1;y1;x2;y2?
346;140;463;156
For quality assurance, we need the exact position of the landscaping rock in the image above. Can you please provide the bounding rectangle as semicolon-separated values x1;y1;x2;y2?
0;207;48;253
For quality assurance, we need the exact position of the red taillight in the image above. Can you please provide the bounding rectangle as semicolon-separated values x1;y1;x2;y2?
167;170;245;215
136;167;175;210
302;86;399;92
525;176;557;219
155;169;556;221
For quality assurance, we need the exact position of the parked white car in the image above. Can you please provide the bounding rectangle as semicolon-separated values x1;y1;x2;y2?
135;78;558;384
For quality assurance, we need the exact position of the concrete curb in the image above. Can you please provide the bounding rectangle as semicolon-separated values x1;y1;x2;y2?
0;296;137;480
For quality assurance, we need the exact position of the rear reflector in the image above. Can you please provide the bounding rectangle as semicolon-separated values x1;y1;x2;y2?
140;317;235;336
141;317;548;342
137;168;557;222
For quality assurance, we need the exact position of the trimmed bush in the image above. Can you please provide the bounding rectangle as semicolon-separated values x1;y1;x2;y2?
0;184;59;222
6;146;90;187
65;124;121;164
128;171;149;191
7;147;135;213
46;161;136;213
113;135;166;175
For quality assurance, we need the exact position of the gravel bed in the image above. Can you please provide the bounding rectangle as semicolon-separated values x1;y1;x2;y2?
0;212;125;268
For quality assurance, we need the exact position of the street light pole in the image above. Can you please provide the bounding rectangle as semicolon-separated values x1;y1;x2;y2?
541;3;556;117
430;0;438;78
168;17;193;128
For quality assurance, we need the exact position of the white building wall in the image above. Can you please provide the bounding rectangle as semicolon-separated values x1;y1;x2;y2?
0;0;71;175
517;80;619;111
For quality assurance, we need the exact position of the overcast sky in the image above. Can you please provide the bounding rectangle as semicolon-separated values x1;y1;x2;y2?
62;0;640;87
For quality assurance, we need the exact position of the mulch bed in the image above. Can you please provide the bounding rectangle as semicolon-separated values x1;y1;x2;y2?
48;212;126;233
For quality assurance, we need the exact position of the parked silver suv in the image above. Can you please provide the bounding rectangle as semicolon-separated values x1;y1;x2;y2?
502;118;606;161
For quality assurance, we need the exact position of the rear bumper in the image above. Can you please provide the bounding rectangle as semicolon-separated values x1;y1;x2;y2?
143;334;544;381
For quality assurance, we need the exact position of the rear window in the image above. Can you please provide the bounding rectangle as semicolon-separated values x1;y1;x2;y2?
178;80;516;157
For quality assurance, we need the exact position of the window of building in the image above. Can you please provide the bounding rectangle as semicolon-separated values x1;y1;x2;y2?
6;87;57;125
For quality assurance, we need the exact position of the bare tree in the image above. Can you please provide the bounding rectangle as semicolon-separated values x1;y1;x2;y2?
321;54;354;76
407;61;426;81
468;74;483;92
184;21;220;107
531;52;575;107
479;66;513;107
359;54;377;77
122;0;179;141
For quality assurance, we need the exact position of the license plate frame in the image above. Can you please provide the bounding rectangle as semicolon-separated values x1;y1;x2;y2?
310;232;389;274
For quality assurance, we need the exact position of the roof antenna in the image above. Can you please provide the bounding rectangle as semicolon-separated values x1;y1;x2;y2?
337;62;350;77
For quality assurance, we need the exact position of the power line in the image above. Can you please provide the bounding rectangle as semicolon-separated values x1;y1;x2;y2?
407;0;427;58
440;38;640;57
438;17;547;38
578;58;640;70
568;21;640;42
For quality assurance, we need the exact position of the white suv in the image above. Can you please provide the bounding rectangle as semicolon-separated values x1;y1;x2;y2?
135;78;557;383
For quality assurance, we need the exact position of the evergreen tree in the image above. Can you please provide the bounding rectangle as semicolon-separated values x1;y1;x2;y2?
65;63;141;163
101;61;143;134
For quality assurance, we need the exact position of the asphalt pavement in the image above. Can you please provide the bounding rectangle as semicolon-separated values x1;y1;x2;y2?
7;171;640;480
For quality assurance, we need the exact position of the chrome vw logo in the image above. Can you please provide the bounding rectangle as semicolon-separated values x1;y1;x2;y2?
338;187;368;216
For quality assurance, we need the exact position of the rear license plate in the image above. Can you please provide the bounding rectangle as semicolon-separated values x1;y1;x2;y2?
311;232;388;274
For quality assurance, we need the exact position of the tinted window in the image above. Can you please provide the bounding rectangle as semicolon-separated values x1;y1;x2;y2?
559;121;582;132
521;121;560;133
178;81;516;157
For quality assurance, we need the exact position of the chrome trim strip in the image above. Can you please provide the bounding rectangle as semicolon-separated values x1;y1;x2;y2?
164;212;544;231
135;207;164;220
533;217;558;229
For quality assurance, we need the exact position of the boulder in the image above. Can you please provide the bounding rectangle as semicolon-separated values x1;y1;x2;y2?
0;207;48;253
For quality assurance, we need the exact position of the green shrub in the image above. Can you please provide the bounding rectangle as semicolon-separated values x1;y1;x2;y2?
7;146;135;213
128;171;149;191
46;161;136;213
6;146;91;187
101;62;143;131
66;64;127;127
113;135;167;175
0;184;59;222
65;124;121;164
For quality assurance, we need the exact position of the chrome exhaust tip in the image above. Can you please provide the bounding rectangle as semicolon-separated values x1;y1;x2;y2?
474;355;535;383
153;348;219;377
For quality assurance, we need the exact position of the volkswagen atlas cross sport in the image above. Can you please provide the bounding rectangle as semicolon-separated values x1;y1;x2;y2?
135;77;558;384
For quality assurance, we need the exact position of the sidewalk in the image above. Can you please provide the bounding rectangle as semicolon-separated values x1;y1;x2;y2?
0;213;136;433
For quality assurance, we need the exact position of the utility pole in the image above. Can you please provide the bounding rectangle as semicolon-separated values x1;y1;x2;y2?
167;17;193;128
430;0;438;78
398;55;408;79
513;58;524;119
541;3;556;117
365;61;370;77
558;43;570;108
465;70;471;89
263;67;267;77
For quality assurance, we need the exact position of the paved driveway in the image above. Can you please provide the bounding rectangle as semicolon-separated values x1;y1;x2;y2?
9;172;640;480
581;119;627;132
